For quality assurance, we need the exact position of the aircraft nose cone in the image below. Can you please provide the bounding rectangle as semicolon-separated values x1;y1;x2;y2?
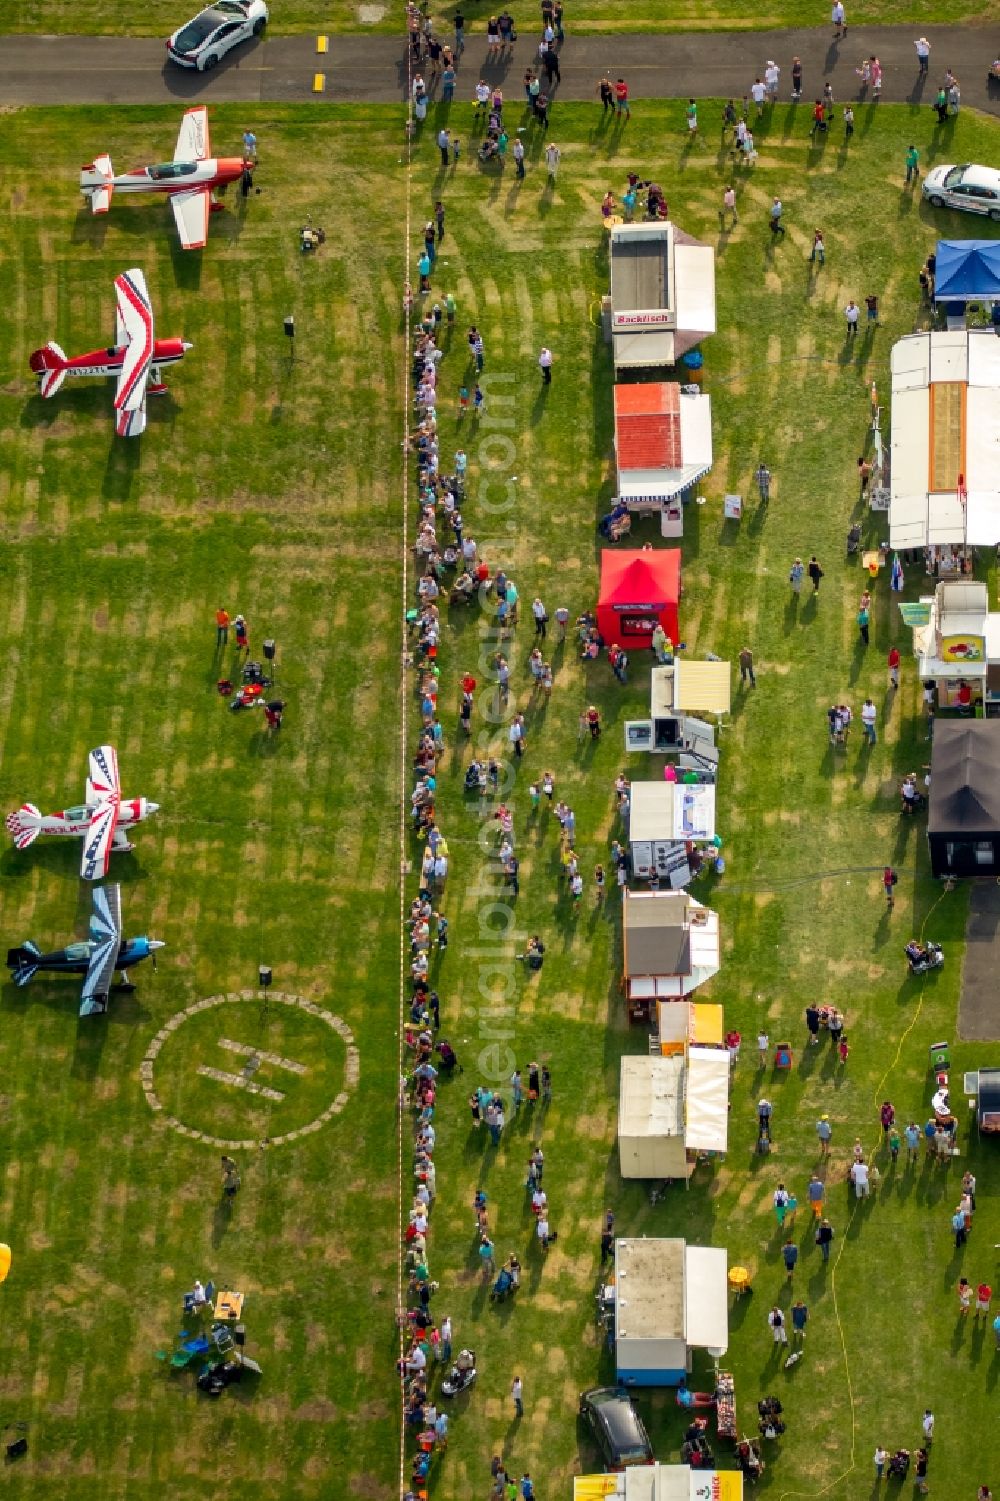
146;802;160;816
182;342;193;352
148;939;165;951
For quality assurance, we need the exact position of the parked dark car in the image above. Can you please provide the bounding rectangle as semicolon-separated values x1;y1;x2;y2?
579;1386;655;1471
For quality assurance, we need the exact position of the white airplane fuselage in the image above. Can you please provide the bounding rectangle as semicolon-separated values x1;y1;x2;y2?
83;157;246;202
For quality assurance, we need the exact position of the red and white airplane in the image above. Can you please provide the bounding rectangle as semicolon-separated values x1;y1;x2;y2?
28;267;191;438
6;746;160;883
80;106;247;251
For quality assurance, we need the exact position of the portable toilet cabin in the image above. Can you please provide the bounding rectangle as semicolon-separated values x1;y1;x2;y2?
614;1237;728;1387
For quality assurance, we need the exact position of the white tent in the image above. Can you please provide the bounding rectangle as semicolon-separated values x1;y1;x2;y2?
613;1237;729;1386
890;330;1000;548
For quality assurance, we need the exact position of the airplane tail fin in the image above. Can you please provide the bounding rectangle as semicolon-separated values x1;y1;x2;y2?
80;154;114;214
28;344;68;399
5;802;43;848
6;942;41;986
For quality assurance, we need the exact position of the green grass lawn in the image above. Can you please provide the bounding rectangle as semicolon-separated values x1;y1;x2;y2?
1;90;999;1501
6;0;1000;36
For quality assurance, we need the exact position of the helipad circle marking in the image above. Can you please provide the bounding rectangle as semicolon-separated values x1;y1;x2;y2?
140;991;359;1149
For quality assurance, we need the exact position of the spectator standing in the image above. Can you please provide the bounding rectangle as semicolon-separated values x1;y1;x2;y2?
614;78;631;119
832;0;846;37
816;1115;832;1156
883;866;897;909
816;1216;834;1261
888;645;900;687
791;1299;808;1341
808;556;824;592
845;300;860;335
739;645;756;688
511;1376;523;1417
538;347;553;384
906;143;920;183
769;197;786;239
861;698;877;744
768;1306;788;1345
544;142;560;180
915;37;930;73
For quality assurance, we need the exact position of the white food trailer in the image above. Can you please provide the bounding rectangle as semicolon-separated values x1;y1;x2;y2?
624;661;730;772
613;1237;728;1386
618;1051;729;1181
628;781;717;885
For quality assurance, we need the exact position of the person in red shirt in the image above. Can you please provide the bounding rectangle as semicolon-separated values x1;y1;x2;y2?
810;99;825;137
461;672;477;697
957;679;973;713
975;1282;992;1319
215;606;230;647
614;78;630;119
888;646;900;688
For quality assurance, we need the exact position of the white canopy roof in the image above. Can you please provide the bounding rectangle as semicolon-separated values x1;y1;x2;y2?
890;330;1000;548
683;1244;729;1354
684;1046;730;1154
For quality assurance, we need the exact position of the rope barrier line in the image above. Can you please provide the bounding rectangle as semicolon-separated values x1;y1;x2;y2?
397;24;416;1499
776;887;947;1501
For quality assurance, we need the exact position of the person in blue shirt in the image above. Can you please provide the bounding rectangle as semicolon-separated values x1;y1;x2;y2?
791;1300;808;1341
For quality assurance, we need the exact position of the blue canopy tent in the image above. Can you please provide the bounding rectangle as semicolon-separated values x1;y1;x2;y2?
934;239;1000;303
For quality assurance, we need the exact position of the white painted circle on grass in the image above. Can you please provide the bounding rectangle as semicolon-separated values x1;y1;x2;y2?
139;990;359;1150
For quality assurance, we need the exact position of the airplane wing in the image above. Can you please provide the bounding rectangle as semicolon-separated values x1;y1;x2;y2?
171;188;210;251
81;883;122;1012
80;799;120;882
82;746;121;882
87;745;121;804
174;106;209;163
113;268;154;437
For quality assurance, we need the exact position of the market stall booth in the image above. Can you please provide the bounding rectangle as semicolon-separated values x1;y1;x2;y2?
628;779;717;887
598;549;681;650
928;721;1000;876
613;1238;728;1386
605;222;716;374
657;1000;724;1054
618;1049;729;1180
624;660;730;759
621;890;721;1023
613;382;713;537
963;1068;1000;1133
933;239;1000;305
574;1466;743;1501
911;579;1000;712
890;329;1000;555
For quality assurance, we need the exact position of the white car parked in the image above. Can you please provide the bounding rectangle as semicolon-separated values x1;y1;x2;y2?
167;0;268;70
922;163;1000;221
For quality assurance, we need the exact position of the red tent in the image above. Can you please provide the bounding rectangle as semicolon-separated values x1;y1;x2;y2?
597;548;681;648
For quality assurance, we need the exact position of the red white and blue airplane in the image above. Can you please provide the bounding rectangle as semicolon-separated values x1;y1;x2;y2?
28;268;190;438
6;746;160;882
80;107;247;251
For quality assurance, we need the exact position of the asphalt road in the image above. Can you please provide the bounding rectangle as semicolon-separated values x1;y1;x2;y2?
1;26;999;110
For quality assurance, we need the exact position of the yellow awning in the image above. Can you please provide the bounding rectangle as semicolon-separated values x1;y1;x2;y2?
574;1477;622;1501
676;659;731;716
690;1002;724;1046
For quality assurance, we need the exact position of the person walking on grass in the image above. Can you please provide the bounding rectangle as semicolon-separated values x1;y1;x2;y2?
538;347;553;384
513;137;525;179
545;142;560;180
810;228;825;264
807;1174;824;1218
906;143;920;183
883;865;898;909
768;1306;788;1345
769;197;786;239
685;98;698;135
215;605;230;647
782;1238;798;1279
816;1216;834;1261
861;697;877;744
808;555;824;592
511;1376;523;1417
791;1299;808;1342
888;645;900;688
816;1114;832;1156
843;104;855;140
739;644;756;688
720;184;737;229
858;601;870;646
615;78;631;119
789;556;805;594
